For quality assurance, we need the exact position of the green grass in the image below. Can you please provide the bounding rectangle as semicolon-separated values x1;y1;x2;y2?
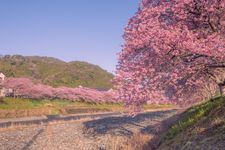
0;97;126;114
0;97;125;111
161;96;225;142
0;97;73;110
0;97;174;118
0;97;125;118
0;97;173;111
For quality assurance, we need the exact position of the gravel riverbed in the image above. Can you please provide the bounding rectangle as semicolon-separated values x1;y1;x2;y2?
0;110;177;150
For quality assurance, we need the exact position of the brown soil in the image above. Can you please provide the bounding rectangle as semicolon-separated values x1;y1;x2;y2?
0;109;51;119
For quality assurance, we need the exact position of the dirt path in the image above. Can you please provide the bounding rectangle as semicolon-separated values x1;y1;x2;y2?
0;109;178;150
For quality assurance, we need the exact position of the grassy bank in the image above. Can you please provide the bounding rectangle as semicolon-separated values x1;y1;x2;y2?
0;97;173;119
157;96;225;150
0;97;122;110
0;97;123;118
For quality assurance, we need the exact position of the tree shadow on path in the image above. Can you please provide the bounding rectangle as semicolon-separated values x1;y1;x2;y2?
83;110;177;137
22;128;45;150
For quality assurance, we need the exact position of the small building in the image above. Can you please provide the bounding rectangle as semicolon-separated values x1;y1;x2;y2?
0;88;5;97
0;73;6;97
0;73;5;81
4;88;13;97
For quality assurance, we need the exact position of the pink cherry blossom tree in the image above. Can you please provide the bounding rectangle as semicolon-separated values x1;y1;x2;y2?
114;0;225;108
3;77;115;103
3;78;33;98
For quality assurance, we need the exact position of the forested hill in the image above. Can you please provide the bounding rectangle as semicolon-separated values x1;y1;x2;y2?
0;55;113;89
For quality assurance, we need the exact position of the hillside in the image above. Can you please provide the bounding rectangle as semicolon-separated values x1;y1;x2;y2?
157;97;225;150
0;55;113;89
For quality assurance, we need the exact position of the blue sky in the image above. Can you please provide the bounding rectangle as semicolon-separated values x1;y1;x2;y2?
0;0;140;73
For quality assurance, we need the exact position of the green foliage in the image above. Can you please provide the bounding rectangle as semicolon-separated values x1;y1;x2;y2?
162;96;225;141
0;55;113;89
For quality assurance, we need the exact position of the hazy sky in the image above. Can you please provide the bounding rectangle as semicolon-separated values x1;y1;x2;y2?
0;0;139;73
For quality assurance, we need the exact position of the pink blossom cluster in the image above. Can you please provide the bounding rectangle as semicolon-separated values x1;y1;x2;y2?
115;0;225;108
3;78;116;103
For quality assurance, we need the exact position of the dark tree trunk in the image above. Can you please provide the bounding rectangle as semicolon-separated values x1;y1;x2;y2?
218;81;225;97
219;85;223;96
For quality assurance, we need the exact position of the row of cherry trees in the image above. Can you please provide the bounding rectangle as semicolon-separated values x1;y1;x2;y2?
3;78;116;103
115;0;225;108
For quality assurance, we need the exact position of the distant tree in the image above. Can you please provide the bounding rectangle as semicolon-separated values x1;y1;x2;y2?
114;0;225;108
